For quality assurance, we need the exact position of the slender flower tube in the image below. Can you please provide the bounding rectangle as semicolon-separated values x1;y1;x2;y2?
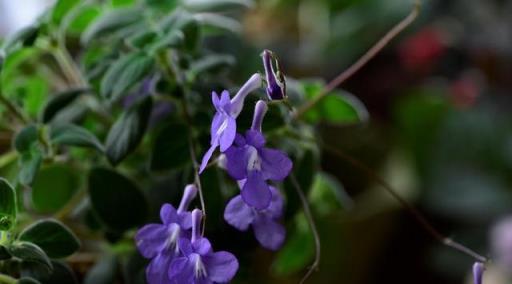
135;185;197;284
472;262;484;284
262;49;286;100
199;74;262;174
169;209;239;283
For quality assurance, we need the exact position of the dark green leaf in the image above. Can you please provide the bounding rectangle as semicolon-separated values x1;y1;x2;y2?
41;88;90;123
125;31;159;49
88;168;148;232
148;30;184;53
22;260;77;284
17;277;41;284
7;242;53;273
196;14;242;33
81;7;142;44
2;26;40;53
188;54;235;78
100;52;153;100
50;124;104;152
62;4;101;35
159;11;199;51
14;125;38;153
105;97;152;165
0;178;17;230
19;149;43;186
183;0;254;11
19;219;80;259
83;255;118;284
51;0;80;25
150;123;190;171
0;245;11;260
310;172;352;216
31;165;79;213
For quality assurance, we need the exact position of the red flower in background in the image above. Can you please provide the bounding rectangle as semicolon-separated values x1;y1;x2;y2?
398;27;446;74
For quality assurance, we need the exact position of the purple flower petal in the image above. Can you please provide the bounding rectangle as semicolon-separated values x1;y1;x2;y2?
210;112;223;144
260;148;292;181
245;130;265;149
160;204;179;225
135;224;168;258
265;187;285;219
168;256;194;283
199;141;218;174
211;91;221;109
219;117;236;152
178;238;193;256
242;171;272;210
225;145;248;180
146;253;173;284
252;216;286;250
224;195;255;231
203;251;239;283
193;238;213;256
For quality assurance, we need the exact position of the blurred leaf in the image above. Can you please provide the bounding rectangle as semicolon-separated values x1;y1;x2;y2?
62;4;101;35
188;54;235;78
88;168;148;232
31;165;79;213
81;7;142;44
51;0;80;25
302;81;368;125
272;214;314;276
125;31;159;49
105;97;152;165
41;88;90;123
83;255;118;284
17;278;41;284
148;30;184;53
100;52;153;101
7;242;53;273
22;260;77;284
19;219;80;259
14;125;43;186
0;178;16;231
14;125;38;153
160;11;200;51
183;0;254;11
1;26;40;53
111;0;135;7
309;172;352;216
23;77;48;117
150;122;190;171
50;124;104;152
0;245;11;260
195;14;242;34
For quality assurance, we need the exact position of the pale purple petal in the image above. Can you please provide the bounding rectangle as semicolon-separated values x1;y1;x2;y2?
225;145;248;180
160;204;179;225
193;238;213;256
224;195;254;231
260;148;292;181
219;90;231;112
146;253;173;284
219;117;236;152
168;257;194;283
211;92;220;109
252;216;286;250
135;224;168;258
245;130;265;149
203;251;239;283
265;187;284;219
178;238;193;256
242;171;271;210
472;262;484;284
199;141;218;174
210;113;223;144
179;212;193;230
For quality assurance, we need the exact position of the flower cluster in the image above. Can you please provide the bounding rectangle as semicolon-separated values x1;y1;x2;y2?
200;52;292;251
135;185;238;284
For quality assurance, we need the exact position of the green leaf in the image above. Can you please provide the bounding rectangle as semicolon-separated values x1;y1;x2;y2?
22;260;77;284
14;125;38;153
62;4;101;35
7;242;53;273
272;214;314;276
105;97;152;165
2;26;40;53
195;14;242;34
302;82;368;125
125;30;159;49
148;30;184;53
187;54;235;79
81;7;142;44
19;219;80;259
83;255;118;284
14;125;43;186
17;277;42;284
50;124;104;152
41;88;90;123
51;0;80;25
100;52;153;100
309;172;352;216
159;11;200;51
88;168;148;232
183;0;254;11
0;178;17;230
31;165;79;213
111;0;135;7
0;245;11;260
150;123;190;171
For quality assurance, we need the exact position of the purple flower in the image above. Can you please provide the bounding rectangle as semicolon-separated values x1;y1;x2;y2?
490;216;512;270
472;262;484;284
199;74;262;174
169;209;239;283
262;50;286;100
135;185;197;284
224;186;286;250
224;101;292;209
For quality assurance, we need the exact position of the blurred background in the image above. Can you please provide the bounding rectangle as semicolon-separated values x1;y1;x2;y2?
2;0;512;283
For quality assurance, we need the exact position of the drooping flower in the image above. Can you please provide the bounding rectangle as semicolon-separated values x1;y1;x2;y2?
224;100;292;209
169;209;239;284
472;262;484;284
262;49;286;100
224;186;286;250
199;73;262;174
135;185;197;284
